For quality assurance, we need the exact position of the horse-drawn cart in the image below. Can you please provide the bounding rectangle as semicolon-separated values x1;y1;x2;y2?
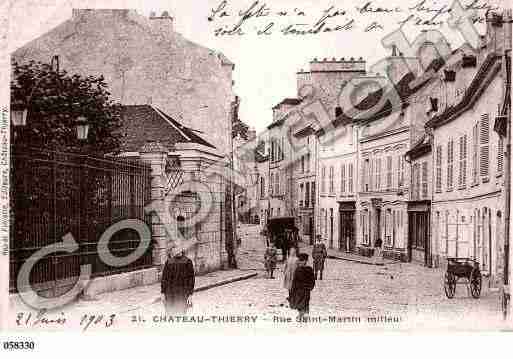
443;258;482;299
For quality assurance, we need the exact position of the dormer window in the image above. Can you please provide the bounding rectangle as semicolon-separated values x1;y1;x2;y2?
462;55;477;68
443;70;456;82
335;106;343;118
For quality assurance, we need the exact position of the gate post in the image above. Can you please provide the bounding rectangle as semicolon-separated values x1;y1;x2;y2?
140;141;169;270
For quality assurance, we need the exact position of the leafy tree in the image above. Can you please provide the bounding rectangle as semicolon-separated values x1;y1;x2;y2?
11;60;122;154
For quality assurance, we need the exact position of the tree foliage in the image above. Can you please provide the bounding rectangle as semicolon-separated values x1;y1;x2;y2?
11;60;122;154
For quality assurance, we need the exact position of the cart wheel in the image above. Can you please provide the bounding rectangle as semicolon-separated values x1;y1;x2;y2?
470;268;482;299
444;272;456;299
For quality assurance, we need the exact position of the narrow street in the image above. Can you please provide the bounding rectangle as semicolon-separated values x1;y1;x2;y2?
8;229;506;332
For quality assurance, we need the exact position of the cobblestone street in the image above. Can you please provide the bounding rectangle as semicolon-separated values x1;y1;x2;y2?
8;233;509;332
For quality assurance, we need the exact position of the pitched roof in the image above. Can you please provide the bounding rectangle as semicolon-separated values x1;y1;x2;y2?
425;54;501;129
118;105;216;152
272;98;302;110
327;58;443;133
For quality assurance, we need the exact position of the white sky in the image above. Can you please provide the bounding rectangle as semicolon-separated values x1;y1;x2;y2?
5;0;508;133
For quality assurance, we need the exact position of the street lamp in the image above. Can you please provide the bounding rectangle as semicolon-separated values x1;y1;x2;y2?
75;116;90;141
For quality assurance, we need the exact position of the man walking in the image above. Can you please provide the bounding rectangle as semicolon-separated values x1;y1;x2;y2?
312;235;327;280
161;245;195;315
289;253;315;320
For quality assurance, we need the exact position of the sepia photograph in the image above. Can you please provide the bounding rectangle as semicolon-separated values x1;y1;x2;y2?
0;0;512;343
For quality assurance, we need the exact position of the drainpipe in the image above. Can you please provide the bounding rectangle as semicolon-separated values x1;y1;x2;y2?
503;51;511;319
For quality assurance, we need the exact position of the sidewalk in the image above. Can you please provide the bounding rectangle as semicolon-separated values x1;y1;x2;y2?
11;268;258;315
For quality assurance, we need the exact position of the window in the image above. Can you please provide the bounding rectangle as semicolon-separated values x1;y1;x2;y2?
375;157;381;190
348;163;354;193
321;166;326;193
329;166;334;194
362;210;370;245
421;161;428;198
498;136;504;174
299;183;304;207
436;145;442;192
447;139;454;190
269;173;274;195
363;158;370;192
397;156;402;187
306;153;311;173
480;114;490;179
260;177;265;198
301;155;305;173
414;163;421;199
386;156;393;189
335;106;343;117
340;163;346;193
305;182;310;207
311;182;315;206
458;135;467;188
472;122;479;183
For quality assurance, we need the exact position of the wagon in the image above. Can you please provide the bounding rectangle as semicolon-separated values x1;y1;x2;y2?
444;258;482;299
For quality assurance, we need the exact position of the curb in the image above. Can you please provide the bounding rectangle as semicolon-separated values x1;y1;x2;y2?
327;254;386;266
149;271;258;305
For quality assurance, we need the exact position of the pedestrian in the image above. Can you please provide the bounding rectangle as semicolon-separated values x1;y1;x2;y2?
312;235;328;280
264;243;278;279
161;245;195;315
283;247;299;301
374;237;383;259
289;253;315;320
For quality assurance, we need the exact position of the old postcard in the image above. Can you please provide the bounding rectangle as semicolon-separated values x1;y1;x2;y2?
0;0;512;342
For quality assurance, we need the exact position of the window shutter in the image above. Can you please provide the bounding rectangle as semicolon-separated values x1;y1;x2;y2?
269;173;273;195
341;164;346;193
329;166;334;193
436;145;442;192
422;161;428;198
387;156;392;189
480;114;490;177
462;135;467;186
472;123;478;183
348;163;354;193
498;136;504;173
322;166;326;193
447;140;453;189
397;156;401;187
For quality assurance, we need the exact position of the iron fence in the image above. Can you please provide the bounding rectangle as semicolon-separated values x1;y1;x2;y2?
10;147;152;297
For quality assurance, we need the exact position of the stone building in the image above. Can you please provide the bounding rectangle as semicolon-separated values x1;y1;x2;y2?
424;12;511;288
12;9;236;156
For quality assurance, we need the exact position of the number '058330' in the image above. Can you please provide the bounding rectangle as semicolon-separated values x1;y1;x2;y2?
3;341;35;350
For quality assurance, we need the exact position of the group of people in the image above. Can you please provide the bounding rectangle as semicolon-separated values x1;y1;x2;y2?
160;232;329;320
264;235;328;319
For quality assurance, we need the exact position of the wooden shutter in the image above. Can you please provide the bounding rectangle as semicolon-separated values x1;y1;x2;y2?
422;161;428;198
498;136;504;173
436;145;442;192
341;163;346;193
269;173;273;195
322;166;326;193
348;163;354;193
480;114;490;177
387;156;392;189
397;156;401;187
329;166;334;193
472;123;479;183
462;135;467;186
447;140;453;189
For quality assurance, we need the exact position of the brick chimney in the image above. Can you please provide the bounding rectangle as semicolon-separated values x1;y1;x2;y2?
149;10;174;38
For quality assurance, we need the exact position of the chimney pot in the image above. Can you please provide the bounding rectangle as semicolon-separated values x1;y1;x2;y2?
162;10;170;17
341;57;345;61
350;57;354;61
150;11;156;18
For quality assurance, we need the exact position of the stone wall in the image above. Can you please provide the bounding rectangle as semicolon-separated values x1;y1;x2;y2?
12;9;235;155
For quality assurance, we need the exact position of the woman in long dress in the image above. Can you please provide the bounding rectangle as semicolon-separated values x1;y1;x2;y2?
283;247;298;300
